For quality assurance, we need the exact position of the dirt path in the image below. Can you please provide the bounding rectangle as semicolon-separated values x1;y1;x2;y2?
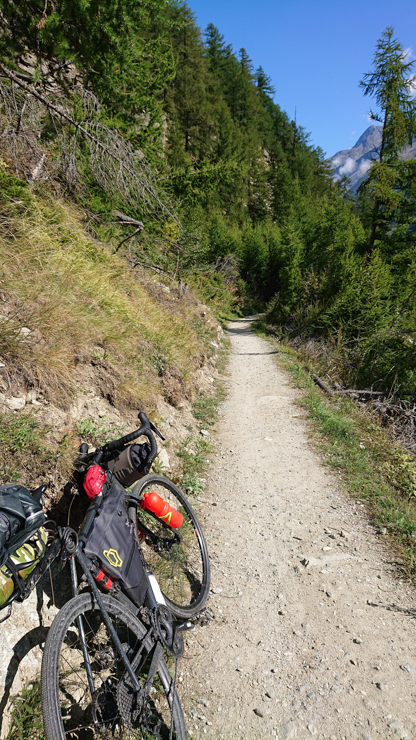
181;317;416;740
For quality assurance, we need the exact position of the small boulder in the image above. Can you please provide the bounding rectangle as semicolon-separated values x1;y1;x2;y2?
5;396;26;411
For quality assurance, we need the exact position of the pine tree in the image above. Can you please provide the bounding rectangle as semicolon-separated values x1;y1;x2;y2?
359;27;416;257
255;66;276;98
0;0;179;130
164;6;245;215
166;6;212;160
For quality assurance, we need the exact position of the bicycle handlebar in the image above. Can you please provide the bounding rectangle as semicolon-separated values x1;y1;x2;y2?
79;412;165;470
96;412;160;465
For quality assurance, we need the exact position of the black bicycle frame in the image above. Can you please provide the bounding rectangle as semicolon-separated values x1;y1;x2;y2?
70;490;171;701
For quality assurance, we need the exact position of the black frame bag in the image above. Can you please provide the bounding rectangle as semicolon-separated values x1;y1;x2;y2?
83;479;148;607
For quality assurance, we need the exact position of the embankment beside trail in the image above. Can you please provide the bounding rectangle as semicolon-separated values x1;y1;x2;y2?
0;174;228;737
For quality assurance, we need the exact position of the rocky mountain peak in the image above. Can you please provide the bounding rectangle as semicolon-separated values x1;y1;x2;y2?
329;124;416;191
328;126;382;190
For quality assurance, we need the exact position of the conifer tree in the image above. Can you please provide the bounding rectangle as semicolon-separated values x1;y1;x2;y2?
0;0;179;131
359;27;416;257
255;66;276;98
166;6;212;161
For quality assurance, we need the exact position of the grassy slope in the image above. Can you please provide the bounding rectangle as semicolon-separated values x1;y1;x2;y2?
0;166;219;488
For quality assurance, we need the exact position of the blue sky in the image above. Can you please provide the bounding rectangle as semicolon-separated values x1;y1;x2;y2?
186;0;416;158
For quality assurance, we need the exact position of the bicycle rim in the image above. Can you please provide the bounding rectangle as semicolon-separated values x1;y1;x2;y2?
132;475;210;619
41;592;187;739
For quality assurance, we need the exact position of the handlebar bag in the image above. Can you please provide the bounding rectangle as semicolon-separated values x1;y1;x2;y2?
106;442;152;488
0;485;45;567
83;478;148;607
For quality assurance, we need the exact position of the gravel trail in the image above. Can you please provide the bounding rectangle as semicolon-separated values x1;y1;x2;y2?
181;317;416;740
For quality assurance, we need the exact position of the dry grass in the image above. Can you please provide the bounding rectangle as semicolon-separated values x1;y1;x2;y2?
0;166;211;411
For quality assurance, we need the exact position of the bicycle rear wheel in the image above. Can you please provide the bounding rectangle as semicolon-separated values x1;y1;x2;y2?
41;592;187;739
132;475;210;619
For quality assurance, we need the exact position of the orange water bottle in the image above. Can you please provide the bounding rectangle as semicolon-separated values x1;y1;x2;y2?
140;491;184;529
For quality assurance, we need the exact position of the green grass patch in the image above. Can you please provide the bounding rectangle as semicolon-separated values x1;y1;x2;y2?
192;383;226;429
0;411;46;452
0;170;213;411
0;410;51;484
177;436;212;496
0;409;79;489
6;679;45;740
76;416;127;446
215;340;230;375
264;338;416;581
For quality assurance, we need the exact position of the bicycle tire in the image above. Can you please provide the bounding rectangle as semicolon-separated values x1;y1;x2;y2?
41;592;187;739
132;475;210;619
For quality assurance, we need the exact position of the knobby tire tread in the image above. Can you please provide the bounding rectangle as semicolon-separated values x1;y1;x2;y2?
41;592;187;740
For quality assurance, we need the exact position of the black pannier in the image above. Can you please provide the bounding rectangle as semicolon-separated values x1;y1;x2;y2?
83;478;148;607
0;485;45;566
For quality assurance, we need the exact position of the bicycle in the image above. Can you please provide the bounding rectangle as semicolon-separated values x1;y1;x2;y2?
1;412;210;738
40;411;212;739
77;412;211;618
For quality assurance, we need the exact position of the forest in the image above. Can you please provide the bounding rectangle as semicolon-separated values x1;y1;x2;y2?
0;0;415;398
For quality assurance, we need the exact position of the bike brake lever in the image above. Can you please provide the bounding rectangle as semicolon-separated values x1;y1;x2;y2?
150;421;165;441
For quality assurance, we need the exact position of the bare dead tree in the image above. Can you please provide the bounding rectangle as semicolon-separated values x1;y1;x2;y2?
0;64;176;222
0;76;56;181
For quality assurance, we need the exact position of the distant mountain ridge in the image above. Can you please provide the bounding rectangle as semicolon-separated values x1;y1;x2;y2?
329;125;416;190
329;125;382;190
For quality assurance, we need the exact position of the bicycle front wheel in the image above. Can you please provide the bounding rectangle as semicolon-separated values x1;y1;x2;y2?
132;475;210;619
41;592;187;739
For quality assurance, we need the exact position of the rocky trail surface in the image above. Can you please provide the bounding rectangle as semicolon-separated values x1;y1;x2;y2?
181;317;416;740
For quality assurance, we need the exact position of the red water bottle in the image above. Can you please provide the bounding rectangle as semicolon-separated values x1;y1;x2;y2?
140;491;184;529
95;570;114;591
83;465;106;499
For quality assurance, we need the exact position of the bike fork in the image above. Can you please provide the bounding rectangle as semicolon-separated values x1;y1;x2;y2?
70;557;96;701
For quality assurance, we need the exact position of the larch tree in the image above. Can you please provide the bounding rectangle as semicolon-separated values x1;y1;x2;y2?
0;0;180;135
359;26;416;258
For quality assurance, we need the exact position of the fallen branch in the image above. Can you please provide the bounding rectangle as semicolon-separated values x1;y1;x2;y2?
113;211;144;228
0;63;110;149
0;70;33;83
311;374;393;398
311;374;334;395
337;389;386;397
114;227;143;252
113;212;145;252
129;258;172;277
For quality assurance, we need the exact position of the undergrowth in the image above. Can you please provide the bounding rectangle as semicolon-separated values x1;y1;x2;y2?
6;679;44;740
262;336;416;581
0;410;49;484
75;417;127;445
0;408;78;491
192;383;226;429
177;436;212;496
